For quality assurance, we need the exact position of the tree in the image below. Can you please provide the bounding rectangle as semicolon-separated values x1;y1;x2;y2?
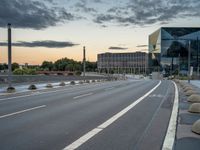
41;57;97;72
12;62;19;71
85;61;97;72
41;61;54;71
0;63;8;70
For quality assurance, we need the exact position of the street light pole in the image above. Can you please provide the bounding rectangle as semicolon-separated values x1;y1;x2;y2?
178;53;180;79
7;23;15;92
83;46;86;80
188;40;191;83
197;37;199;77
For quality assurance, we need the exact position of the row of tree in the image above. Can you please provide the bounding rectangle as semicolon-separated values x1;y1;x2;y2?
41;58;97;72
0;63;19;71
0;57;97;73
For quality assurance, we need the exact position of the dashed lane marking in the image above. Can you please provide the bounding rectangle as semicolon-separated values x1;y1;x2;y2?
0;105;46;119
63;81;161;150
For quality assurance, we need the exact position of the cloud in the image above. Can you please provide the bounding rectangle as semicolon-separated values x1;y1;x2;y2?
74;0;97;13
0;0;75;29
2;0;200;29
136;45;148;48
0;40;79;48
93;0;200;26
109;46;128;50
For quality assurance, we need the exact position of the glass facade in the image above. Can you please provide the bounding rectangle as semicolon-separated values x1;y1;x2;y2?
149;27;200;76
97;52;148;74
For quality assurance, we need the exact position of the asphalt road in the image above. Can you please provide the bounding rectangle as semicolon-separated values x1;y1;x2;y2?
0;80;175;150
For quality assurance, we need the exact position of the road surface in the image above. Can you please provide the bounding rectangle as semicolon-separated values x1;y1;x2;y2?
0;80;175;150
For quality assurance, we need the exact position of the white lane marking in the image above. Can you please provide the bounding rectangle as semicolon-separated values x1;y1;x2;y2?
0;81;110;102
0;88;71;102
105;87;114;91
64;128;102;150
162;81;179;150
63;81;161;150
0;105;46;119
0;84;90;102
73;93;93;99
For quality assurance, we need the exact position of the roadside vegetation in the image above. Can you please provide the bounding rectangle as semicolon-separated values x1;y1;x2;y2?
0;57;97;75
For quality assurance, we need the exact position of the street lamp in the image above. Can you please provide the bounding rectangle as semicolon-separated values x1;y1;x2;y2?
188;40;191;83
83;46;86;81
7;23;15;92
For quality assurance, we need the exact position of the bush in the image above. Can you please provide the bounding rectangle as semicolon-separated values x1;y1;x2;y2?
13;68;24;75
68;72;74;76
75;71;82;76
178;76;189;80
24;68;36;75
13;68;36;75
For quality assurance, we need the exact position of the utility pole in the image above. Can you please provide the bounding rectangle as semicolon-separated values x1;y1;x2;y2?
7;23;15;92
178;53;180;79
83;46;86;81
197;37;199;77
188;40;191;83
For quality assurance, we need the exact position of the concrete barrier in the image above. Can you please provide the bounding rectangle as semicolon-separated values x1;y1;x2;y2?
188;94;200;103
7;87;15;93
28;85;37;90
188;103;200;113
183;87;194;92
185;90;197;96
46;84;53;88
70;81;76;85
59;82;66;86
78;81;84;84
192;119;200;135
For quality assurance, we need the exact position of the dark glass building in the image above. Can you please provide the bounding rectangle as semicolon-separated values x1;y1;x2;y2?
149;27;200;76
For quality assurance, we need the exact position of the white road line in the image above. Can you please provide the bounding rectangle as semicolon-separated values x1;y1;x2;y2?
0;105;46;119
105;87;114;91
73;93;93;99
0;82;108;102
0;86;86;102
162;81;179;150
0;89;70;102
63;81;161;150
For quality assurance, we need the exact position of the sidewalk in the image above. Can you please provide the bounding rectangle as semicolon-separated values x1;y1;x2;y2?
190;80;200;89
175;80;200;150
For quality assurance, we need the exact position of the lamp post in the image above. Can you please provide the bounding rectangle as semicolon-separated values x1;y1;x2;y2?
7;23;15;92
178;53;180;79
188;40;191;83
83;46;86;81
197;37;199;77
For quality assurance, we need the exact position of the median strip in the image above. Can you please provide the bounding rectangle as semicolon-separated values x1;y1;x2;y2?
73;93;93;99
63;81;161;150
0;105;46;119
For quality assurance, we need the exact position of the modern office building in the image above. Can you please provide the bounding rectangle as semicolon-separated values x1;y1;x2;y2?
97;52;148;74
149;27;200;76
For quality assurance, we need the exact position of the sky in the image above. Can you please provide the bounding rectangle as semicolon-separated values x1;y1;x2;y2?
0;0;200;65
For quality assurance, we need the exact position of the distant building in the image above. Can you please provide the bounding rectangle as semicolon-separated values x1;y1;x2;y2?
149;27;200;76
97;52;148;74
